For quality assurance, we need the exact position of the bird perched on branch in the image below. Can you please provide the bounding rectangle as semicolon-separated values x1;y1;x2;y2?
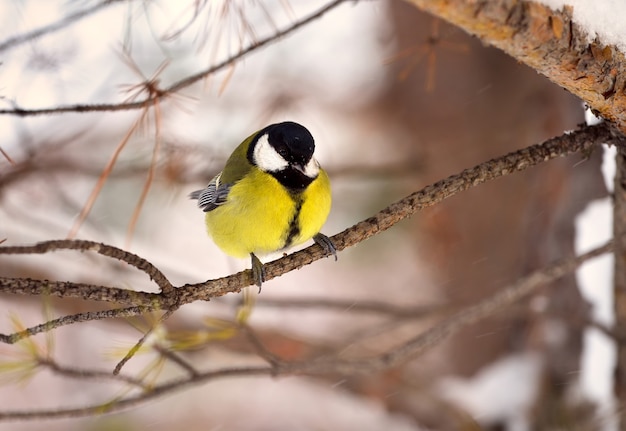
190;121;336;289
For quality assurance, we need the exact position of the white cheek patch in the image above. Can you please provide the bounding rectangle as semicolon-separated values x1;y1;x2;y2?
304;157;320;178
253;134;288;172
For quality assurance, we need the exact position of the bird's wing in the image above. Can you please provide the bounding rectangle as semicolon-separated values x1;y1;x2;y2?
189;172;232;212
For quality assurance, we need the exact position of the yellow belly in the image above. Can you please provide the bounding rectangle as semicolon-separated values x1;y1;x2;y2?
205;168;331;258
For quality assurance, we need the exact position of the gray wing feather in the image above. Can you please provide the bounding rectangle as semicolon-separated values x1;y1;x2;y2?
189;172;231;212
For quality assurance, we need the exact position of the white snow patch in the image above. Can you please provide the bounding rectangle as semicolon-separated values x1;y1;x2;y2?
538;0;626;52
573;103;617;430
437;353;542;431
602;145;617;194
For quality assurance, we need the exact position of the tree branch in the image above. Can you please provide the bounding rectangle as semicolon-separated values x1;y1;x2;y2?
0;0;128;54
177;122;622;301
0;0;349;117
0;123;620;338
0;239;173;293
289;240;614;375
0;306;155;344
0;239;611;421
403;0;626;133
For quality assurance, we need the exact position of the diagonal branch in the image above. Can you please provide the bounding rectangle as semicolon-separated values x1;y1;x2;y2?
0;0;128;54
176;122;622;301
292;240;614;375
0;239;611;421
0;0;349;117
0;123;621;337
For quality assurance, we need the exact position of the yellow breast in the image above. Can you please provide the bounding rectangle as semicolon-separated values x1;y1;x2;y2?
205;168;331;258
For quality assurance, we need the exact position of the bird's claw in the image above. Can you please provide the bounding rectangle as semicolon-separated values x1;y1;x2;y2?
313;233;337;261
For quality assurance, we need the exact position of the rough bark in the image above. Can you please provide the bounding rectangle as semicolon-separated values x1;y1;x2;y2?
403;0;626;133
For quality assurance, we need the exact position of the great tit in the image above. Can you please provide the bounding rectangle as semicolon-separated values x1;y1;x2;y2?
190;121;336;289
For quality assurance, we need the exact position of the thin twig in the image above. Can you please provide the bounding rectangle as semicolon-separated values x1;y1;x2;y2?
289;240;614;375
67;111;147;240
0;0;349;116
0;306;155;344
0;145;15;165
0;124;619;336
0;366;274;420
240;325;283;368
0;239;173;293
255;297;449;318
0;239;611;421
113;307;178;375
0;0;127;54
152;345;199;377
0;277;161;307
125;95;163;248
38;357;149;390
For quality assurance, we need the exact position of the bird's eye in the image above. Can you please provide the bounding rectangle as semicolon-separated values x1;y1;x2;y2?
277;147;288;158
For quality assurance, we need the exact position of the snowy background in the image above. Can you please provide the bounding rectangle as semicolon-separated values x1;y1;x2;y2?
0;0;622;430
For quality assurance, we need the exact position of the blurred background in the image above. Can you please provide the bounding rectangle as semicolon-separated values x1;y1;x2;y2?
0;0;611;430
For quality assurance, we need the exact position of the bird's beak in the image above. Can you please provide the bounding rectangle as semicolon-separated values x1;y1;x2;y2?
292;163;306;174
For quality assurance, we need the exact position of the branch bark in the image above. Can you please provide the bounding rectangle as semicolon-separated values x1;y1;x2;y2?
0;123;621;342
0;239;612;421
0;123;621;309
403;0;626;133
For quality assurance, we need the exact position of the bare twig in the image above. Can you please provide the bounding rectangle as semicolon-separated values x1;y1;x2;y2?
0;366;274;420
0;0;127;54
255;297;449;318
281;241;614;375
0;239;173;293
67;112;147;240
0;240;611;421
38;357;149;390
0;145;15;165
113;308;178;375
240;325;284;369
152;345;199;377
0;0;349;117
0;124;620;338
0;306;155;344
125;94;164;248
0;277;161;307
613;133;626;418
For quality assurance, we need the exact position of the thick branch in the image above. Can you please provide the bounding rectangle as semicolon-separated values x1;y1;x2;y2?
0;277;161;307
403;0;626;133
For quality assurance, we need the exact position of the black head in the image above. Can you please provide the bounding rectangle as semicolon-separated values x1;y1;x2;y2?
248;121;319;190
267;121;315;166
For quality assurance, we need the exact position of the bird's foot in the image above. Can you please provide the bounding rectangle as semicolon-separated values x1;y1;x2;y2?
313;233;337;261
250;253;266;293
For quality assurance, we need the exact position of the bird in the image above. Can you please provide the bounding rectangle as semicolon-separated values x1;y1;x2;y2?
190;121;336;290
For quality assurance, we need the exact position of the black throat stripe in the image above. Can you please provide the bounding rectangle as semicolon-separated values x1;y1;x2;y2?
283;194;304;249
271;167;315;191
